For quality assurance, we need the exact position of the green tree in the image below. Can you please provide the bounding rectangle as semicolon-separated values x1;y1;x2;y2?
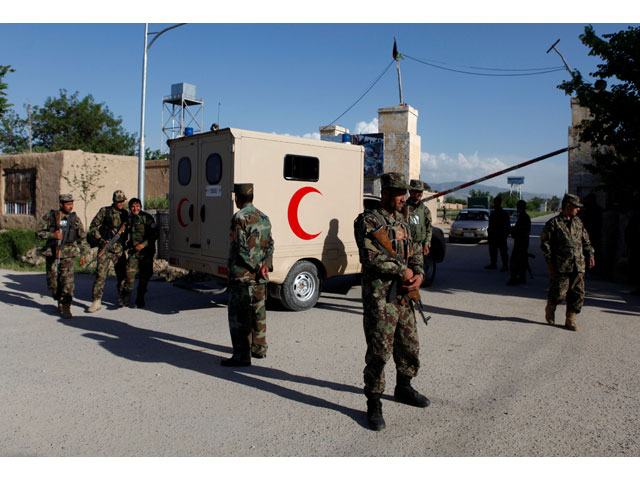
0;65;15;117
496;191;519;208
469;189;490;197
0;110;30;153
558;25;640;204
445;196;466;205
0;89;137;155
549;195;561;211
145;148;167;160
527;197;544;211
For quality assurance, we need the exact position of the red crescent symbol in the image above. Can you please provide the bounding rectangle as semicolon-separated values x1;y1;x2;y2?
288;187;322;240
177;198;189;227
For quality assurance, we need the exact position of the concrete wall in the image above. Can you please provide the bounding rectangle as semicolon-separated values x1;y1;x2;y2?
0;151;138;231
145;160;170;200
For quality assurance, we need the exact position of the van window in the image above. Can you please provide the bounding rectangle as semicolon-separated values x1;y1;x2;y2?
283;154;319;182
206;153;222;184
178;157;191;185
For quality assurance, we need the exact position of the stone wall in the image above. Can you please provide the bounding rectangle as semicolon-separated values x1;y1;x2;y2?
377;105;421;181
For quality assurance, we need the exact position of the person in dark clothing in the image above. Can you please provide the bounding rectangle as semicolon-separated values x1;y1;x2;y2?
485;196;510;272
507;200;531;285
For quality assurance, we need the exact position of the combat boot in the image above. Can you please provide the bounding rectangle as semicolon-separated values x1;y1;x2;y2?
60;303;72;319
366;393;386;431
394;373;430;408
120;292;132;308
545;301;556;325
87;299;102;313
565;311;578;331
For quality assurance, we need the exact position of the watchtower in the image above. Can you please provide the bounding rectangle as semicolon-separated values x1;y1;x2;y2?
507;176;524;199
161;83;204;154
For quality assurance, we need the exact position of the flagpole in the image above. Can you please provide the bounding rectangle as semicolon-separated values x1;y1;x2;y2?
393;37;404;105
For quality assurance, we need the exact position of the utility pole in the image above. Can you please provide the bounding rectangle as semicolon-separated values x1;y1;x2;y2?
27;104;32;153
546;39;574;77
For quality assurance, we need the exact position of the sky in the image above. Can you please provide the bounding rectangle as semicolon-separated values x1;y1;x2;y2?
2;2;638;198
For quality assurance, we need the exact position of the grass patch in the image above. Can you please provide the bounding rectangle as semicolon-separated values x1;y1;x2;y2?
145;196;169;210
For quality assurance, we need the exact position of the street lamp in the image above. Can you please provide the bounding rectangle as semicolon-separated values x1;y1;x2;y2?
138;22;186;209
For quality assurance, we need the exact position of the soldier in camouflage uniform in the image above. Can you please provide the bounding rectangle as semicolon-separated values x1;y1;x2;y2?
221;183;274;367
35;194;88;319
123;197;159;308
354;172;429;431
406;179;433;264
540;193;595;331
87;190;130;312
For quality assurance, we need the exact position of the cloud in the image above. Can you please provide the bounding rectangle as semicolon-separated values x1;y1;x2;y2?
302;132;321;140
420;151;568;196
353;117;378;134
420;152;508;184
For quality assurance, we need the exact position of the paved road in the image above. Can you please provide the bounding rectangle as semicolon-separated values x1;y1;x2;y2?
1;214;639;456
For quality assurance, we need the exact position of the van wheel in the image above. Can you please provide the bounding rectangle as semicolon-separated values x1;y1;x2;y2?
280;261;322;311
422;254;437;287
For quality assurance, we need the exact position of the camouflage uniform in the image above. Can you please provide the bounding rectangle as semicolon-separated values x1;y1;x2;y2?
540;195;594;314
354;176;424;397
88;191;129;306
35;194;88;316
124;209;159;307
406;180;433;253
226;184;274;363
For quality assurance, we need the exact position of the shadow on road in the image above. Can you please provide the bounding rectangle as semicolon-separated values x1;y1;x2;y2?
58;315;368;428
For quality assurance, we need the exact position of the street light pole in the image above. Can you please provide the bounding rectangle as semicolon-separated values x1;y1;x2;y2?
138;22;186;209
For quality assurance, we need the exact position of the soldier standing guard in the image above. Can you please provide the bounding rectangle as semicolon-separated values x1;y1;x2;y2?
507;199;531;285
86;190;130;312
221;183;274;367
123;197;159;308
540;193;595;331
485;195;511;272
354;172;429;431
35;194;88;319
405;179;433;262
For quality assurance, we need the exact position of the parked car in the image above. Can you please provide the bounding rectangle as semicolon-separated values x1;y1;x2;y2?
503;208;518;230
449;208;490;243
362;194;446;287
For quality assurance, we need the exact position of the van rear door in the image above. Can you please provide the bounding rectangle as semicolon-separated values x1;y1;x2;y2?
199;135;234;260
169;139;201;255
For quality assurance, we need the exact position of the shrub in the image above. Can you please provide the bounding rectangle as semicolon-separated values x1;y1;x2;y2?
145;196;169;210
0;229;44;263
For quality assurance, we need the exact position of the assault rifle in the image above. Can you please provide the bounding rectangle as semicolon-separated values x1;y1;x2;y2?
53;211;62;275
370;225;431;326
98;221;128;257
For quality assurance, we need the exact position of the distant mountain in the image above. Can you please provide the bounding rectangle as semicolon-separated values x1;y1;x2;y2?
427;182;556;201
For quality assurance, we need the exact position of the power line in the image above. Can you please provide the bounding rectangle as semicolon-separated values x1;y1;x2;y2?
403;54;566;77
327;59;395;127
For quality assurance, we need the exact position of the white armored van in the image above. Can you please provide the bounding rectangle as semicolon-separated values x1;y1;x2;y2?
167;127;365;310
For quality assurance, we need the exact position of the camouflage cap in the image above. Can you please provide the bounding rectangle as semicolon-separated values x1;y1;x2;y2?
409;179;425;192
112;190;127;202
562;193;583;208
59;193;74;203
234;183;254;195
380;172;409;191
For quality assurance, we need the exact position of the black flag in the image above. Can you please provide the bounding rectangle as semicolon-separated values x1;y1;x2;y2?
392;39;402;60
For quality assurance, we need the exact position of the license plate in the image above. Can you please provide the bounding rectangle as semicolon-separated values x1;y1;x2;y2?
463;232;474;238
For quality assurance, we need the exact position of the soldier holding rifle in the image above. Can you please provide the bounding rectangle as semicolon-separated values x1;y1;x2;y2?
35;194;87;319
354;172;430;431
86;190;130;312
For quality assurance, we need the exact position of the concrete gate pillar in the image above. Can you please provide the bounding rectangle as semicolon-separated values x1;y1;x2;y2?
377;104;421;181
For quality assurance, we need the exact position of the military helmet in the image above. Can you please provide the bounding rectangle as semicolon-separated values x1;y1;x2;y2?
409;179;425;192
112;190;127;202
562;193;583;208
380;172;409;191
59;193;74;203
234;183;254;195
